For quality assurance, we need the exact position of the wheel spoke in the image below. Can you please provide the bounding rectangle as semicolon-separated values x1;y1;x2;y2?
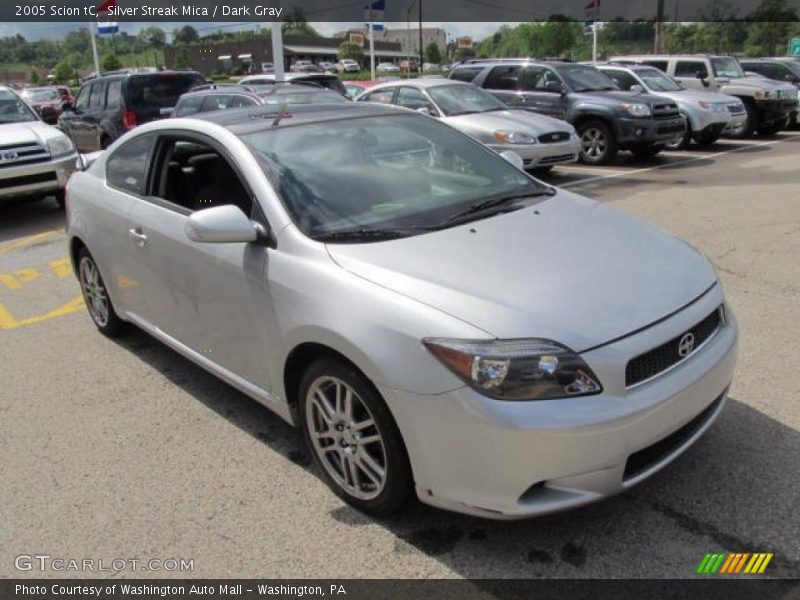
311;394;333;424
346;455;360;489
357;433;381;445
355;455;382;485
351;418;374;432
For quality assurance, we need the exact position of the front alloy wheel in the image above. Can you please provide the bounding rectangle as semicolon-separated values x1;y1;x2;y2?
578;120;618;164
299;358;412;516
76;247;125;336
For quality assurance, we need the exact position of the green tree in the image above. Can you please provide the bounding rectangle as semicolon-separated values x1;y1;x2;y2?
282;7;320;37
29;69;41;84
138;26;166;49
53;61;75;83
173;46;190;69
172;25;199;45
337;41;364;63
102;53;122;71
424;42;442;64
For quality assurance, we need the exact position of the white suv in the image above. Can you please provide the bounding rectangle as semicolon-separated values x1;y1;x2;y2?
336;59;361;73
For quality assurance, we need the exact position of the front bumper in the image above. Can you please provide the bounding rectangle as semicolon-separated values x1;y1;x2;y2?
616;115;686;147
488;137;581;169
0;153;80;199
381;286;737;519
755;98;798;124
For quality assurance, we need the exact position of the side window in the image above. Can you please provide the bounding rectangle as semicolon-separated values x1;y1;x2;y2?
174;95;204;117
675;61;708;78
483;66;521;90
152;137;253;217
395;87;435;112
74;85;90;110
643;60;669;72
518;67;560;91
89;82;107;109
450;67;482;82
362;88;396;104
106;135;155;195
200;94;234;112
604;69;638;90
227;95;257;109
106;80;122;109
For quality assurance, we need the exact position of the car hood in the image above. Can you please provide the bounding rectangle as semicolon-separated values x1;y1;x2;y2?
572;89;668;108
326;190;717;351
650;88;740;104
445;110;574;135
0;120;64;145
725;77;795;92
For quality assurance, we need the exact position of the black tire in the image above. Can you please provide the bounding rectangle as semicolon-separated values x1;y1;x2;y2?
735;101;760;138
298;357;413;517
76;247;126;337
530;165;554;176
757;119;787;136
100;136;112;150
692;131;721;146
577;120;618;165
629;145;663;159
55;189;66;209
666;121;692;150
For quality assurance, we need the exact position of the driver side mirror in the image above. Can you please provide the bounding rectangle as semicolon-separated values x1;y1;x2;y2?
416;106;434;116
696;71;710;87
630;84;645;93
544;80;565;94
499;150;525;171
185;205;260;244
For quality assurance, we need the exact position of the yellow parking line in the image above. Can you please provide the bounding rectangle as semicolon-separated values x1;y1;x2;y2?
0;295;85;330
0;230;60;256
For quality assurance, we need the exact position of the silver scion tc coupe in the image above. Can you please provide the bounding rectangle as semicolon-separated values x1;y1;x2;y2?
66;102;737;519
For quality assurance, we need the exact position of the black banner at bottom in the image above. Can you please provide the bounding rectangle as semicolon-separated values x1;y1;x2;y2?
3;579;800;600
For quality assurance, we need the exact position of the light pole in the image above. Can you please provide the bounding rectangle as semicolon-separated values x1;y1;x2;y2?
418;0;423;73
406;0;416;78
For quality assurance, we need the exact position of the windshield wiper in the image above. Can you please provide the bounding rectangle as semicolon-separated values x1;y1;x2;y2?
312;226;433;243
444;189;556;225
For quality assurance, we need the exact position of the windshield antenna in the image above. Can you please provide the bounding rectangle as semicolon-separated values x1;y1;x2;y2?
271;102;289;128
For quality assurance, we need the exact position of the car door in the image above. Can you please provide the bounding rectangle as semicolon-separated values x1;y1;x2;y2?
674;60;712;91
124;133;275;392
480;65;522;107
517;66;568;119
85;80;109;150
60;84;91;151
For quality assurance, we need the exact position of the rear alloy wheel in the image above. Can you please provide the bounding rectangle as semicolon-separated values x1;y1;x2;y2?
299;358;412;516
734;102;759;138
77;247;125;337
578;120;618;164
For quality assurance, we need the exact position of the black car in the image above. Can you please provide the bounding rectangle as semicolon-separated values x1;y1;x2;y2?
172;83;349;118
58;70;205;152
450;59;685;164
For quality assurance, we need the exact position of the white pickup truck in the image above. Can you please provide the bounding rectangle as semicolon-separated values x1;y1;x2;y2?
0;85;79;208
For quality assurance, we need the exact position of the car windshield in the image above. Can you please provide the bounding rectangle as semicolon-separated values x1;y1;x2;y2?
260;90;350;105
779;61;800;78
126;73;205;108
243;114;545;240
711;57;744;79
637;68;683;91
22;88;61;101
427;84;507;116
0;89;38;123
558;65;617;92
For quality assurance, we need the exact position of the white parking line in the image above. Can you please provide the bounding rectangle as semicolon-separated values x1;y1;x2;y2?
561;135;798;188
557;165;629;175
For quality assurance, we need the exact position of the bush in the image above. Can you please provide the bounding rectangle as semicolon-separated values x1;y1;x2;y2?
101;53;122;72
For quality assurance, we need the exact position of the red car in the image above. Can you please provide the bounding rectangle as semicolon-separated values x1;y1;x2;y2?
20;86;66;124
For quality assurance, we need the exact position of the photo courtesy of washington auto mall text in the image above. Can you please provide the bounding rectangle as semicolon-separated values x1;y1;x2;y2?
1;0;799;598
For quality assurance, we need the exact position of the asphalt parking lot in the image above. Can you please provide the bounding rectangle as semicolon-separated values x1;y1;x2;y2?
2;133;799;579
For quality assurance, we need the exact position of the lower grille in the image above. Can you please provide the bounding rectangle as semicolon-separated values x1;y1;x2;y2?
653;103;680;119
624;394;723;481
0;171;57;189
625;306;723;387
657;123;685;135
538;153;576;165
727;103;744;114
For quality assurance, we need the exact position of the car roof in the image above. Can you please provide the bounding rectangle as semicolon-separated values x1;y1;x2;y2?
190;101;405;136
368;78;470;91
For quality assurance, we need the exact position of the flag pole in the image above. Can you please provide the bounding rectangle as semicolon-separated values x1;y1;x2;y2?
592;2;599;64
89;22;101;75
369;3;376;81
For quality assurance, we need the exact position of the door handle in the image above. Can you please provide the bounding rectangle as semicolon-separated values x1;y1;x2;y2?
128;227;147;246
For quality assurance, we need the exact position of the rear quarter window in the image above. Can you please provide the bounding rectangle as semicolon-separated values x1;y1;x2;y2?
449;67;483;82
125;74;206;108
484;66;521;90
106;135;155;195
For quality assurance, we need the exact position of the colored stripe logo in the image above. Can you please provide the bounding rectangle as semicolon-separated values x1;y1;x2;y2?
697;552;773;574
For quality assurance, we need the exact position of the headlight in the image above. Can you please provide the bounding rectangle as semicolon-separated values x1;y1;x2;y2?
494;130;538;144
423;338;603;401
753;89;772;100
48;134;75;157
621;102;651;117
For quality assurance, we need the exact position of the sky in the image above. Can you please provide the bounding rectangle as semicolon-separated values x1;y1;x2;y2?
0;21;509;43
